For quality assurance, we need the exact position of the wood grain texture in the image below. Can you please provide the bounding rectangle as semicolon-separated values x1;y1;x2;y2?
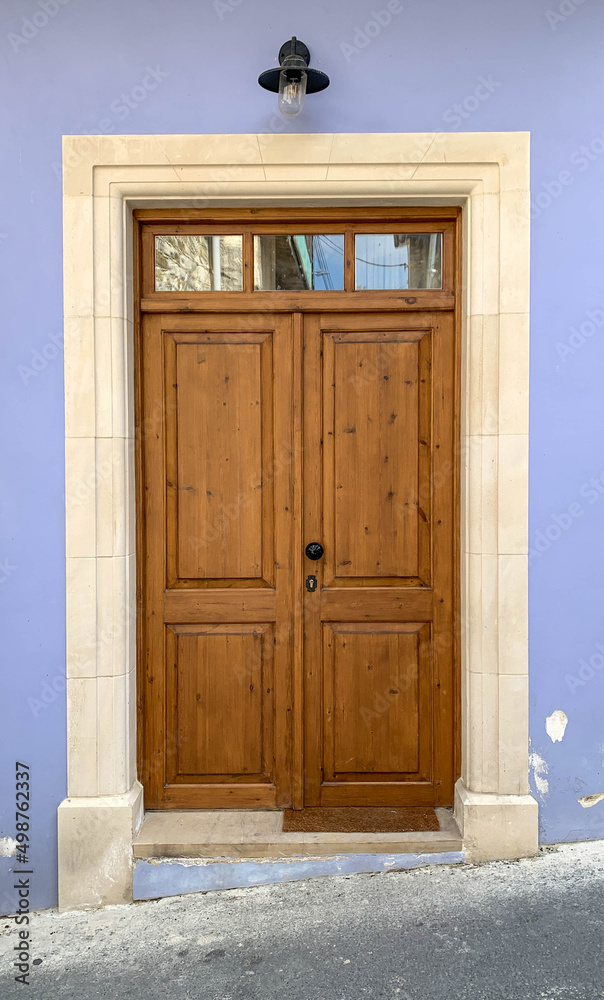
141;291;455;314
166;624;273;779
170;335;268;581
136;211;459;812
139;311;294;808
324;332;426;581
304;311;456;807
324;624;426;777
163;589;276;623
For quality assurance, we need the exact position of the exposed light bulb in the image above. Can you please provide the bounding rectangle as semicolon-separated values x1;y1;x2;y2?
278;70;307;117
259;38;329;116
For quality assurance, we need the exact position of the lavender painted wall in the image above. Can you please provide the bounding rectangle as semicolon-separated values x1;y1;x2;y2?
1;0;603;911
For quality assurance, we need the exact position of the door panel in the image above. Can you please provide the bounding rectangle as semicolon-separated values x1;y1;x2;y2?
324;623;429;777
303;312;455;806
324;331;431;583
169;335;270;582
166;624;273;780
140;313;295;808
139;308;456;810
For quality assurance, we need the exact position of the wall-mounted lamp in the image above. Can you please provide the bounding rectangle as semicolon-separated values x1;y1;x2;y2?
258;37;330;118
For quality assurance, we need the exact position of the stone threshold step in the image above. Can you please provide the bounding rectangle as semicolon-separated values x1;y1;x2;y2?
133;807;462;859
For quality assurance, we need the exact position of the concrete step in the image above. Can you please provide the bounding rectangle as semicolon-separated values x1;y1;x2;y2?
133;807;462;859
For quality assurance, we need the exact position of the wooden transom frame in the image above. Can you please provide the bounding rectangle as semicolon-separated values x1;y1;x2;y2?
138;207;458;308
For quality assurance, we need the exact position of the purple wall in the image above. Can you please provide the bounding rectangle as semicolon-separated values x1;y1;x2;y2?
1;0;603;911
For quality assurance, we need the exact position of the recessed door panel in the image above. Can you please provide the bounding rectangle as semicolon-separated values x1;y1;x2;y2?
324;330;432;585
167;624;273;780
324;623;431;777
165;332;273;586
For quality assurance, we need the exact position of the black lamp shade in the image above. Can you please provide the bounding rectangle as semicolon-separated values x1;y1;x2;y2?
258;37;330;95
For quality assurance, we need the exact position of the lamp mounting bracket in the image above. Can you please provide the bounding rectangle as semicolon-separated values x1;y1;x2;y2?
278;37;310;66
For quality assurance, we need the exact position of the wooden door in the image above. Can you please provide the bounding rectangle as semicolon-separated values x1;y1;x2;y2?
303;311;456;806
139;308;456;809
139;312;300;808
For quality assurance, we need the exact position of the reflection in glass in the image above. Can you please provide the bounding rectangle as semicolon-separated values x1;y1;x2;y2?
155;235;243;291
254;235;344;290
355;233;442;290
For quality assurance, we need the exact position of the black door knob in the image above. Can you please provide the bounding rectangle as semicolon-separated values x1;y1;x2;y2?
305;542;324;560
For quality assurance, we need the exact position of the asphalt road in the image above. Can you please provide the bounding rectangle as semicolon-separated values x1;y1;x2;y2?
1;841;603;999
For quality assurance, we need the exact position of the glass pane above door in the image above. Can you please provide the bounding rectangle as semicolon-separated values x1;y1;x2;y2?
355;233;442;290
254;235;345;290
155;235;243;291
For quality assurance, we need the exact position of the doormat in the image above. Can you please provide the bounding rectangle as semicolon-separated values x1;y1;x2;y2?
282;807;440;833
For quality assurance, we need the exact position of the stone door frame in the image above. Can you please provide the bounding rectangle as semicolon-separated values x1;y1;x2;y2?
59;131;537;909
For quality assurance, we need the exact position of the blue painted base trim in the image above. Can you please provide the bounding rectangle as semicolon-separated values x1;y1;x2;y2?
133;851;464;901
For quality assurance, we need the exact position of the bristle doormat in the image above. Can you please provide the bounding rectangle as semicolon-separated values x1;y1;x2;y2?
282;806;440;833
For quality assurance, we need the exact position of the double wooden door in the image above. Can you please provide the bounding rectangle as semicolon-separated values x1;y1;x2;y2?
139;308;457;809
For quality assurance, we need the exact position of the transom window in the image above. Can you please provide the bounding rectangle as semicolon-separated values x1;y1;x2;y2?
354;233;441;290
155;235;243;292
139;210;456;298
253;234;345;290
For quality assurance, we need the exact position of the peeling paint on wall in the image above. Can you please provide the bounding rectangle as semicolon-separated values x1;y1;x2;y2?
133;851;465;900
529;750;549;797
545;709;568;743
0;838;18;858
578;793;604;808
